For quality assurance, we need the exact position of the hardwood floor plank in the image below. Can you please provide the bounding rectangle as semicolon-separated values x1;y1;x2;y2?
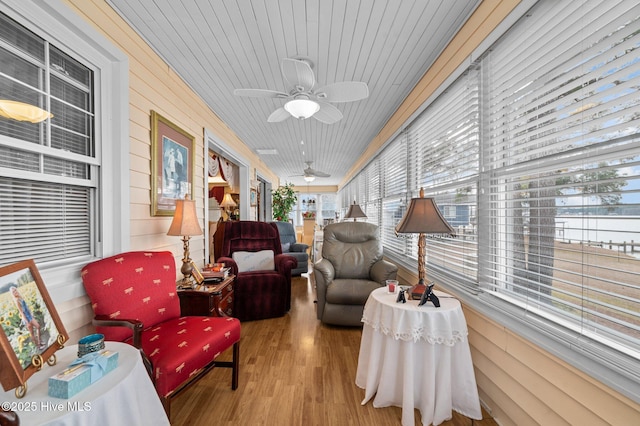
171;272;497;426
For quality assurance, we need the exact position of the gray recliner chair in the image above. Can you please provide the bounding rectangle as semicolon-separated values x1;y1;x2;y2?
314;222;398;326
274;221;309;276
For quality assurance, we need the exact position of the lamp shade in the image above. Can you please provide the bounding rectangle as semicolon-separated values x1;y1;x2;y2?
167;195;203;237
395;190;454;235
284;98;320;119
344;201;367;220
220;193;237;209
0;99;53;123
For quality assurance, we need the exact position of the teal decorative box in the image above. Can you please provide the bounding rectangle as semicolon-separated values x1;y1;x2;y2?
49;350;119;399
48;365;92;399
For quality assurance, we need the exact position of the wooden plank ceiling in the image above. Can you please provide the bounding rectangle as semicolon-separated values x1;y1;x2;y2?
107;0;480;187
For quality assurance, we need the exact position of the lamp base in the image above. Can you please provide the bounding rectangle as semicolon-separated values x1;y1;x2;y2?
177;276;194;289
410;282;427;300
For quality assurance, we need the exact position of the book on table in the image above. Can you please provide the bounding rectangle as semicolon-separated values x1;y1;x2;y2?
202;267;230;280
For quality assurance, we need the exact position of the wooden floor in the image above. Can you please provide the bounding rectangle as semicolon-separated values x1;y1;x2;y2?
171;271;497;426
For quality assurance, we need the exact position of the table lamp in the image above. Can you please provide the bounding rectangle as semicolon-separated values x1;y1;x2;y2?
220;193;237;219
344;201;367;221
395;188;454;300
167;194;203;287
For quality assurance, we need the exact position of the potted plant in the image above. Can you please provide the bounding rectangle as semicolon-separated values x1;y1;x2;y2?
272;182;297;221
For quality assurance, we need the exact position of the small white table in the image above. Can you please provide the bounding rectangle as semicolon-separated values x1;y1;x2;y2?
0;341;169;426
356;287;482;426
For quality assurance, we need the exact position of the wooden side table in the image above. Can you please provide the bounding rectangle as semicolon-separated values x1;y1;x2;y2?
178;275;234;317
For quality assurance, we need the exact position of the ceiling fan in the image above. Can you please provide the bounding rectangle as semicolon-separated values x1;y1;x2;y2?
292;161;330;182
233;57;369;124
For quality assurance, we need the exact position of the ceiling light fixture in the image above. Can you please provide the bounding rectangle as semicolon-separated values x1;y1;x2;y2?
284;97;319;119
304;175;316;183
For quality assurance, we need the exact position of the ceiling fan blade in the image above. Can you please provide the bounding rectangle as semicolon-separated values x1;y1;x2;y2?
313;101;343;124
315;81;369;103
267;107;291;123
281;58;315;91
234;88;288;98
308;168;330;178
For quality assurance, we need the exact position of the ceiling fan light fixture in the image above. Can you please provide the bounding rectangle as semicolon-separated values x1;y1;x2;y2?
304;175;316;183
0;99;53;123
284;98;319;119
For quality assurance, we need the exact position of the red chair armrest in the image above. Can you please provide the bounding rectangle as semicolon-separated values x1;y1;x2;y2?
93;315;144;349
218;256;237;275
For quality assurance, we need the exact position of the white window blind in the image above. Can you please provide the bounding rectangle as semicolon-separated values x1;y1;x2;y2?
483;0;640;350
0;12;96;266
406;69;480;283
380;134;407;253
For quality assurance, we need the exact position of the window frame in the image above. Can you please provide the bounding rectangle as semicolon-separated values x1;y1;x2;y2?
1;0;129;300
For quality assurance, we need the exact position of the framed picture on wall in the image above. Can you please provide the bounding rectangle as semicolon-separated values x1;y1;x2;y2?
0;259;68;397
151;110;196;216
250;188;257;206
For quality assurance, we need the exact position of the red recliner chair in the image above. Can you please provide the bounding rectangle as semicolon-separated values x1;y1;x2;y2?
81;251;240;416
217;221;297;321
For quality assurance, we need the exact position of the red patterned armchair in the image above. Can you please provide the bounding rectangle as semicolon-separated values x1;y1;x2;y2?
217;221;297;321
81;251;240;416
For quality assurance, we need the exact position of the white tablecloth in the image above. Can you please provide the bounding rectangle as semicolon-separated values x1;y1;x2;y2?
356;287;482;426
0;341;169;426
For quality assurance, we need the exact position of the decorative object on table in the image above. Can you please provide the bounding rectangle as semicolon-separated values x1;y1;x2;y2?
344;201;367;221
81;251;241;416
302;211;316;219
272;182;297;221
201;265;230;281
396;287;407;304
150;110;195;216
77;334;105;358
418;282;440;307
395;188;455;299
0;259;69;398
220;193;237;219
48;349;118;399
386;279;398;293
167;194;203;288
189;261;205;286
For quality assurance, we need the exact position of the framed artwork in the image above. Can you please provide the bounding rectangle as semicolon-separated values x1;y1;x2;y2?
190;261;204;285
151;110;196;216
250;188;257;206
0;259;68;397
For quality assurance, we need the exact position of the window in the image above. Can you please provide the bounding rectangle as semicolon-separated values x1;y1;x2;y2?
293;192;337;227
482;0;640;352
0;11;96;266
339;0;640;396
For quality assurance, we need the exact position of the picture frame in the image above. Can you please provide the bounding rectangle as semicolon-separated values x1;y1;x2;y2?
151;110;196;216
250;188;257;206
190;260;204;285
0;259;69;397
